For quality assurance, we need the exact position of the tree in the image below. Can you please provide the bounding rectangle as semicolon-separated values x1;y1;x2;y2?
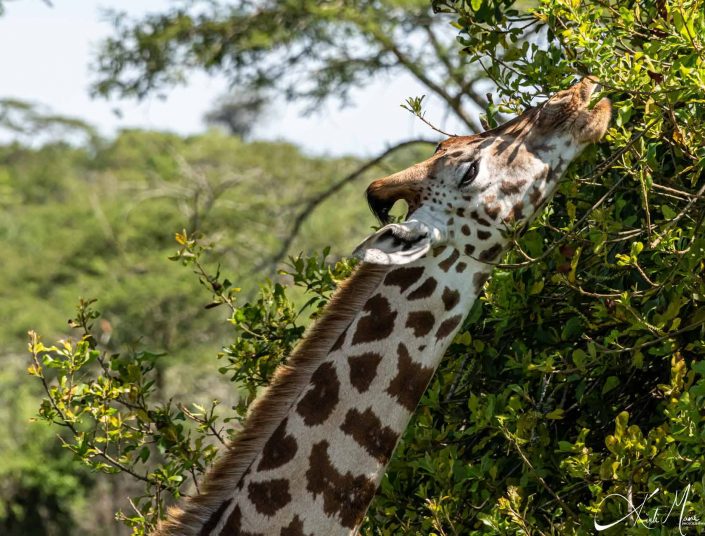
0;0;53;16
31;0;705;534
203;91;268;138
0;99;99;147
93;0;488;129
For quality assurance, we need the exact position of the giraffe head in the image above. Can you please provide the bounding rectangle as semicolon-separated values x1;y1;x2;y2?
354;77;611;265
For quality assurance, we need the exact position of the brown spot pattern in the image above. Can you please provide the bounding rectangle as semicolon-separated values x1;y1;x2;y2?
485;204;501;219
439;249;460;272
248;479;292;517
200;498;232;536
330;328;347;352
470;210;491;226
461;224;471;236
546;165;561;182
473;272;490;293
280;516;312;536
257;418;297;471
500;179;527;195
296;362;340;425
529;186;542;208
235;467;251;492
406;311;435;337
441;287;460;311
504;201;525;223
340;408;399;464
352;294;398;345
348;352;383;393
464;244;476;256
435;314;463;341
432;245;447;257
386;343;435;411
479;244;503;263
477;230;491;240
306;441;377;529
384;266;425;293
456;262;467;273
217;504;264;536
408;277;438;300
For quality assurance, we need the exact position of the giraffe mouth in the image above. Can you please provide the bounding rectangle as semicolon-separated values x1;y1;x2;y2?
566;77;612;143
365;180;419;224
366;190;396;224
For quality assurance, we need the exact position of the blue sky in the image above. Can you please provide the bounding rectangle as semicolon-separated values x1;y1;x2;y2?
0;0;466;156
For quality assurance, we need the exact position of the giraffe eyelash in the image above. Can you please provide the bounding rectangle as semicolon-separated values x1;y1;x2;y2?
459;160;479;187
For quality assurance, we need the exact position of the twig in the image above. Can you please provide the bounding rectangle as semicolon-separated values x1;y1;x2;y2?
638;170;652;244
651;176;705;247
29;332;154;485
411;109;457;137
586;318;705;355
179;403;227;446
503;426;578;520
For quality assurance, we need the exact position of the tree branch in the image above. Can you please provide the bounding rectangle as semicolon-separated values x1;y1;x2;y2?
422;24;488;113
365;27;481;132
262;138;437;270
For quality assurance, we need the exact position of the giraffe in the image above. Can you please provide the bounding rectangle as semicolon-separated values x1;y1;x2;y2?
157;77;611;536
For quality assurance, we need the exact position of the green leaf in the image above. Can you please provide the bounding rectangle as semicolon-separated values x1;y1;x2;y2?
602;376;620;395
545;409;565;420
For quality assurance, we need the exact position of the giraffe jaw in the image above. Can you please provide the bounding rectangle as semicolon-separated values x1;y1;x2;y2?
353;216;446;265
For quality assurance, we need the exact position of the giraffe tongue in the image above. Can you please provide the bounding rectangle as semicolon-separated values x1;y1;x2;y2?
352;220;433;265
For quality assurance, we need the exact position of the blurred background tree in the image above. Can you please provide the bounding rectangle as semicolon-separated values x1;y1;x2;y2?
93;0;487;129
203;90;269;139
4;0;705;534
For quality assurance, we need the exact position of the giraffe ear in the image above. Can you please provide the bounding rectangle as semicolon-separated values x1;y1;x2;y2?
352;221;433;265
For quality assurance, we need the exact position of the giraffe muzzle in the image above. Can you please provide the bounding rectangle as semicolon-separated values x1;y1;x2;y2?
366;174;424;224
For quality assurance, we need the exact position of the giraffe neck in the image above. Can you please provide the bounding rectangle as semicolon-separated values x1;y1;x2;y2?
185;245;489;536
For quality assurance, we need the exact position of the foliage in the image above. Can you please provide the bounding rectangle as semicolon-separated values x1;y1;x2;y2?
0;359;93;535
374;0;705;533
0;99;99;146
93;0;488;130
23;0;705;535
28;300;222;531
29;238;357;533
0;129;381;358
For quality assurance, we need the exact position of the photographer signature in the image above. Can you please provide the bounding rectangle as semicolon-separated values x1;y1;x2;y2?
595;484;703;534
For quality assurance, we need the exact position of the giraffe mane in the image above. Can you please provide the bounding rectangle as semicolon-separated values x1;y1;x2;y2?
155;262;389;535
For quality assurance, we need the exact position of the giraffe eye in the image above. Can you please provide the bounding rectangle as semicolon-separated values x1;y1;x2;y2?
459;160;479;187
